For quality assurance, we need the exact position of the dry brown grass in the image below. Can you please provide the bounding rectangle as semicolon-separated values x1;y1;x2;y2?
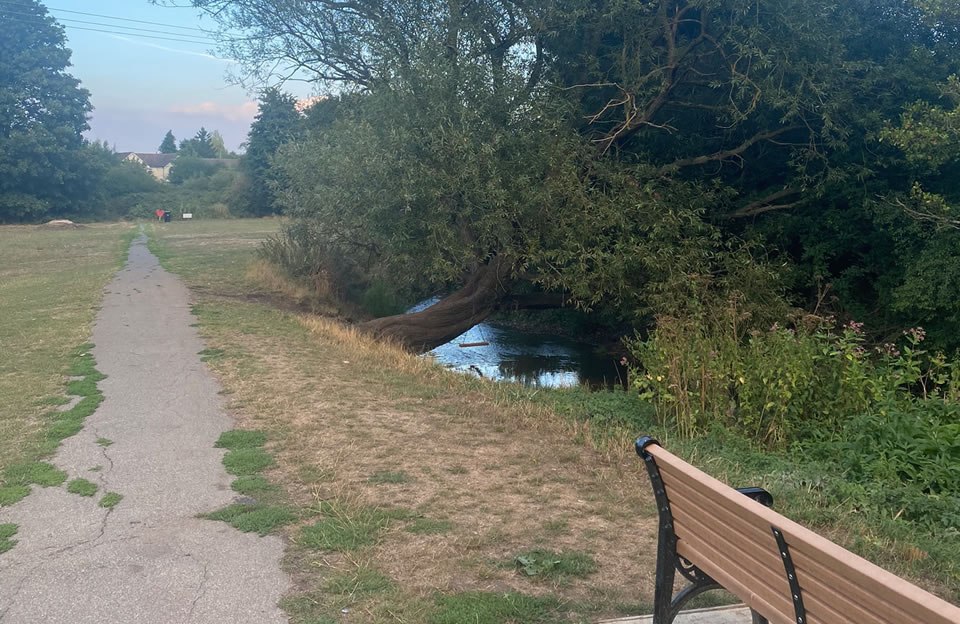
189;301;659;621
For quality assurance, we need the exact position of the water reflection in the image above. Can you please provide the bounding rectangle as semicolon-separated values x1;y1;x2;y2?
410;298;625;388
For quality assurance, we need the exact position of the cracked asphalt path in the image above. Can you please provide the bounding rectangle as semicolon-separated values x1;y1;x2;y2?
0;234;289;623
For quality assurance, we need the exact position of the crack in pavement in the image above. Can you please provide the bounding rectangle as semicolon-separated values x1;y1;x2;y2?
188;561;211;621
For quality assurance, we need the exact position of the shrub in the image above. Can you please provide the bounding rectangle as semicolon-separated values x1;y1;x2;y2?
632;316;959;446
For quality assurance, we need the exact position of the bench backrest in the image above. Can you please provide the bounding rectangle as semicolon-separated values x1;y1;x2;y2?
645;443;960;624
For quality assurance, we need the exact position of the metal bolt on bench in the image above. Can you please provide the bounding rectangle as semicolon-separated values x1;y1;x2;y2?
635;436;960;624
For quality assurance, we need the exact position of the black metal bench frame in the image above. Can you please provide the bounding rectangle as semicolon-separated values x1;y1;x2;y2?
636;437;792;624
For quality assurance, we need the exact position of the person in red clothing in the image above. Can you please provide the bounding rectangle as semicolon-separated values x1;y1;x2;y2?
155;208;164;222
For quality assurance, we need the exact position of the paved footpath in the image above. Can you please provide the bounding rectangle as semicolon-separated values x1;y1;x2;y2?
0;234;288;623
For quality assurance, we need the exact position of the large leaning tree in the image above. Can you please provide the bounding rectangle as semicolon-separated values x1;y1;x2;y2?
0;0;100;223
184;0;960;351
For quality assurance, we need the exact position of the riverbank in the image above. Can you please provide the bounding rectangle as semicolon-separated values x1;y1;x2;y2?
146;219;958;620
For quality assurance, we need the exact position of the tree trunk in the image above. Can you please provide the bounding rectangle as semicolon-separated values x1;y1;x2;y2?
358;257;515;353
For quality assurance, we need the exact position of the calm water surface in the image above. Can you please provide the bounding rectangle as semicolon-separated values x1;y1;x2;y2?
410;298;625;388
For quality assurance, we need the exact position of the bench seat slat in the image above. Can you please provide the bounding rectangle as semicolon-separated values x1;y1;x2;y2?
664;477;907;624
669;501;782;573
646;444;960;624
672;525;796;624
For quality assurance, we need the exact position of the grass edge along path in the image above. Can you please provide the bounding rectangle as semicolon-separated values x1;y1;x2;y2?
0;224;133;557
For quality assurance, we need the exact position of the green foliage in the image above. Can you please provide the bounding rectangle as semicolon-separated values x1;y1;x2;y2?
360;281;404;318
429;592;562;624
98;492;123;508
169;156;221;185
0;523;18;554
0;486;30;507
3;462;67;487
826;401;960;527
245;88;303;216
203;504;296;535
215;429;266;450
230;475;275;494
513;549;596;582
67;478;98;497
179;127;217;158
159;130;178;154
0;0;101;223
222;448;273;475
633;318;958;442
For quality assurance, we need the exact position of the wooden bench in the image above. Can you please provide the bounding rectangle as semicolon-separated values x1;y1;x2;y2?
635;437;960;624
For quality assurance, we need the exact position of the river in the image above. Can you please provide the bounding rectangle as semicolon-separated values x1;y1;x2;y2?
411;298;626;388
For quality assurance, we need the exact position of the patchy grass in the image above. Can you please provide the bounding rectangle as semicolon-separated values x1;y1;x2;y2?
299;501;410;552
0;523;18;555
0;486;31;507
3;462;67;487
405;518;454;535
323;565;395;596
223;448;273;475
199;348;227;362
429;592;563;624
95;437;113;447
98;492;123;508
0;224;132;478
368;470;412;485
67;478;98;497
203;504;296;536
513;549;597;583
215;429;267;450
231;475;275;495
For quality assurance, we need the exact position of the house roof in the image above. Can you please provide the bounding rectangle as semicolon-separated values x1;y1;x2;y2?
135;153;179;168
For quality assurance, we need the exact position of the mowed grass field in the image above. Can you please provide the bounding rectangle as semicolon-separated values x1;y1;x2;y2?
0;223;134;476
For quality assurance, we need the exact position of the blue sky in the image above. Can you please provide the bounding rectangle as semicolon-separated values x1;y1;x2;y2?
49;0;313;152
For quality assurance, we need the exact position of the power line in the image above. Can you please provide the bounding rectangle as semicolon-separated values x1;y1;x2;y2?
3;15;219;46
0;0;212;33
0;9;217;42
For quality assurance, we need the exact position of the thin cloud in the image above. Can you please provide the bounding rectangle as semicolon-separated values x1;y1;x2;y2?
107;34;236;64
170;100;259;122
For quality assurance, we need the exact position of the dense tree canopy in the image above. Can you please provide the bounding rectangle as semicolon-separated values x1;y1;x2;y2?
184;0;960;350
244;88;303;216
0;0;101;222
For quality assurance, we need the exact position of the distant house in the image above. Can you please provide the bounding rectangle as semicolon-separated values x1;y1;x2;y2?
117;153;240;182
117;152;179;182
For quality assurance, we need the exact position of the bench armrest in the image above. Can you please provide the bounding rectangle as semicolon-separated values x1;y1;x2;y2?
736;487;773;507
